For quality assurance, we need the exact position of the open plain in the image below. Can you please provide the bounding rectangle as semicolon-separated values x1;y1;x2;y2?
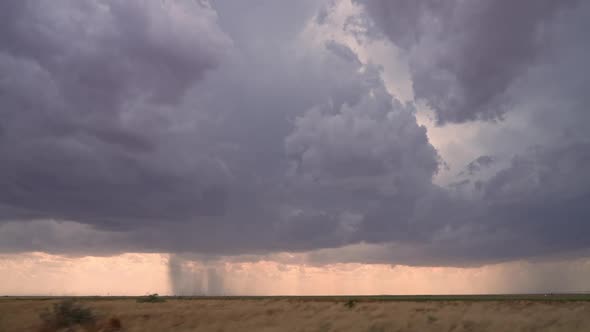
1;295;589;332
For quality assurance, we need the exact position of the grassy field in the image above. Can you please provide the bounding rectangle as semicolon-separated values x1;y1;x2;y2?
1;295;589;331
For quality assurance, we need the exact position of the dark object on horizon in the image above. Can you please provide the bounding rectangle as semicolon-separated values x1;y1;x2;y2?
344;299;357;309
137;293;166;303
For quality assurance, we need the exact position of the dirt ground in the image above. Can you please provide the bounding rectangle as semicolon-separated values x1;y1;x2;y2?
1;298;589;332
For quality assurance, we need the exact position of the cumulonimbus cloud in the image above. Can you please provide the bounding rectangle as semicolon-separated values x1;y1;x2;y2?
0;0;589;268
355;0;580;124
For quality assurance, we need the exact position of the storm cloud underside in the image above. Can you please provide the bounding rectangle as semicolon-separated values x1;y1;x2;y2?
0;0;589;268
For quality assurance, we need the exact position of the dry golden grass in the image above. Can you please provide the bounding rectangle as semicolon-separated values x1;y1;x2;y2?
1;298;589;331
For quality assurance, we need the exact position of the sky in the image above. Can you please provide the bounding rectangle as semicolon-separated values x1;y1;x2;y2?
0;0;589;295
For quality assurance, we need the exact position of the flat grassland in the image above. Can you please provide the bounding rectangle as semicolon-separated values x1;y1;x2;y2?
1;295;589;331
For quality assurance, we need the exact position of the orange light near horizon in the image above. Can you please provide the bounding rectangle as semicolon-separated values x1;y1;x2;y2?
1;252;589;296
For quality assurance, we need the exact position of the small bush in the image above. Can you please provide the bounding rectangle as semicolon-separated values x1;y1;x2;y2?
104;317;123;331
137;293;165;303
344;299;357;309
39;299;96;331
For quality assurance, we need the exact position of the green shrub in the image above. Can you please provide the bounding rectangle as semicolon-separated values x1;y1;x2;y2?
108;317;123;330
39;299;96;330
344;299;357;309
137;293;166;303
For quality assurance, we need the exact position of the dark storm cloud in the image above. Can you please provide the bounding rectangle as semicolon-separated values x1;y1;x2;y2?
0;0;231;227
466;156;494;175
458;155;495;176
355;0;580;124
306;142;590;267
0;0;442;254
324;40;361;64
428;143;590;265
448;179;470;191
1;0;590;268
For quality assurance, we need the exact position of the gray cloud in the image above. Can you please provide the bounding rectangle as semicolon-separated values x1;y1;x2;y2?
460;155;495;176
355;0;580;124
469;156;494;173
448;179;470;191
0;0;232;228
436;143;590;265
0;0;442;255
0;0;589;269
